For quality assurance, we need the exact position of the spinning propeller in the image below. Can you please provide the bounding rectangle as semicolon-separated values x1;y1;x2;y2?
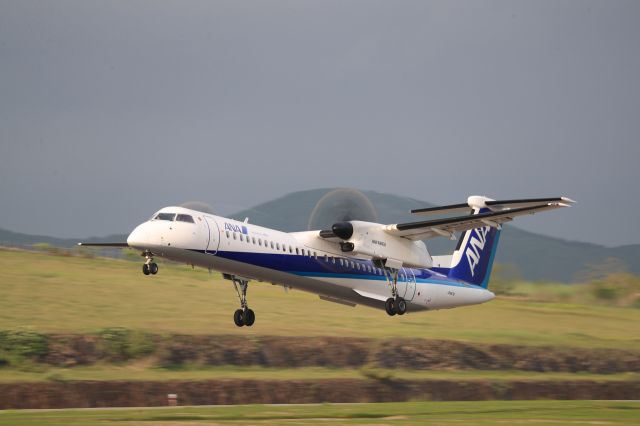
307;188;378;231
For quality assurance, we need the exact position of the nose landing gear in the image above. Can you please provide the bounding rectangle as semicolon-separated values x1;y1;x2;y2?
142;251;158;275
231;276;255;327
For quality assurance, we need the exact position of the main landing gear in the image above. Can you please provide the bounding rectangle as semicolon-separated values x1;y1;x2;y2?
142;251;158;275
382;268;407;316
231;276;255;327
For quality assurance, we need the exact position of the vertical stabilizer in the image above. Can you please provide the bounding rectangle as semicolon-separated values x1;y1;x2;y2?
447;209;501;288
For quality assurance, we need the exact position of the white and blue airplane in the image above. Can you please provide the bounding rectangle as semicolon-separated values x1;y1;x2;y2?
80;195;573;327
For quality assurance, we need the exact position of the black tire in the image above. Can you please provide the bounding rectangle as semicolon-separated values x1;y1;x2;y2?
142;264;150;275
396;298;407;315
244;309;255;326
233;309;244;327
385;298;396;316
149;263;159;275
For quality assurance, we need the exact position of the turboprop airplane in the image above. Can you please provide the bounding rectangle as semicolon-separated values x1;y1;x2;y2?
79;195;574;327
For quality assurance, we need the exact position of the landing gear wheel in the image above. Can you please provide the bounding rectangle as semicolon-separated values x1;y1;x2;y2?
149;262;159;275
142;251;156;276
395;298;407;315
244;309;255;327
231;277;256;327
385;298;396;316
233;309;245;327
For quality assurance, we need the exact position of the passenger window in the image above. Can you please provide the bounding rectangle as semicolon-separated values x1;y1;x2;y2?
270;241;274;249
176;214;195;223
252;237;256;244
233;233;237;240
240;234;244;242
226;231;230;238
295;248;299;255
323;255;328;262
339;259;344;266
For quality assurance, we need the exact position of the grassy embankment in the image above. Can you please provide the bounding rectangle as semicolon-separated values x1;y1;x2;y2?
1;247;639;384
1;366;639;383
1;248;638;347
1;401;639;425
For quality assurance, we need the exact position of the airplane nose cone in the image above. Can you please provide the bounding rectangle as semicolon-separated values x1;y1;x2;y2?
127;224;149;248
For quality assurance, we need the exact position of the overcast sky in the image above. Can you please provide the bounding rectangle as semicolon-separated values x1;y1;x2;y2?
1;0;639;246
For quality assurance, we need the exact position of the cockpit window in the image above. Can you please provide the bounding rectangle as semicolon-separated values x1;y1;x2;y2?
154;213;176;221
176;214;195;223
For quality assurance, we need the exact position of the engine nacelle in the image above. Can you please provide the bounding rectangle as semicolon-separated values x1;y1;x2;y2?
330;220;432;268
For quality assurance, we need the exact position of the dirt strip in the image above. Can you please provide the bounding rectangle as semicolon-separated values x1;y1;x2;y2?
1;379;639;409
40;334;640;373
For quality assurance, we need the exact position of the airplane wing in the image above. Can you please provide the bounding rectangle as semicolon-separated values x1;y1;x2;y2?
77;242;129;247
385;198;574;240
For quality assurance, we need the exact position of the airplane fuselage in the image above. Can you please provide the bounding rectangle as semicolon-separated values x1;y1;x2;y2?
126;206;495;313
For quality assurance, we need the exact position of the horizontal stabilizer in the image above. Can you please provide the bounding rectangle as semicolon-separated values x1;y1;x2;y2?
485;197;576;210
412;197;575;216
387;201;572;240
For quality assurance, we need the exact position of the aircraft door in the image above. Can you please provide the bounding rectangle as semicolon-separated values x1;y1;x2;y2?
405;268;417;301
397;268;408;299
204;217;221;254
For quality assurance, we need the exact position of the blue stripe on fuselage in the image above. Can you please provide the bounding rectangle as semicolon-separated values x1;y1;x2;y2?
189;249;481;289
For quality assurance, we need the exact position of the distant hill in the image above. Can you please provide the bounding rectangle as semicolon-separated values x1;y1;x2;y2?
1;188;638;282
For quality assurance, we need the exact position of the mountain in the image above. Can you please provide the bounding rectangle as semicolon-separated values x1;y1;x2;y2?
1;188;638;282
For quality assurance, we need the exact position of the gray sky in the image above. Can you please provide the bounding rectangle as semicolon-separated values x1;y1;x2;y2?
1;0;639;246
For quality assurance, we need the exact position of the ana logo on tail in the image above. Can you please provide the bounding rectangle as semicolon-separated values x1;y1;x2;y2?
465;226;490;276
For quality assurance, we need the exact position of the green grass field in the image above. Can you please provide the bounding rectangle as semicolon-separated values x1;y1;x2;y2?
2;364;639;383
1;401;639;425
0;246;640;349
1;248;638;350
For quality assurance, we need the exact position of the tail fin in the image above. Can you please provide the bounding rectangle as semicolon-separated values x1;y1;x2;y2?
447;209;501;288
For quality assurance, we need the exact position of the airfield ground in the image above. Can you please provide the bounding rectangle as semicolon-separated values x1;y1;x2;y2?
1;248;638;349
0;248;639;410
2;401;640;425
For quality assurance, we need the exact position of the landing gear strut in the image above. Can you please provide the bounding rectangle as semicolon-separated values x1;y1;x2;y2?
142;251;158;275
382;267;407;316
231;276;255;327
